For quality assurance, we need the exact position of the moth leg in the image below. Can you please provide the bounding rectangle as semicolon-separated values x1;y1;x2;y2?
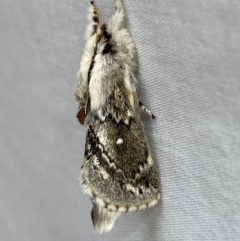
108;0;125;34
75;74;88;105
139;101;156;119
75;2;100;104
85;1;101;38
108;0;137;71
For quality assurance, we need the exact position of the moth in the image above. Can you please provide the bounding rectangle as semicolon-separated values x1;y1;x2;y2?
75;0;160;233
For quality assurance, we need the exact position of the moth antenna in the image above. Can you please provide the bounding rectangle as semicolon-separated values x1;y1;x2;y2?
139;101;156;119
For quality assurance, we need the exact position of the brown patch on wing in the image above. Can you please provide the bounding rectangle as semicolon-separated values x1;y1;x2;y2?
114;86;127;121
128;93;135;115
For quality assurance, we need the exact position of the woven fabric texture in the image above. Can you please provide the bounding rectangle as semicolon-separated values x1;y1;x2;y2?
1;0;240;240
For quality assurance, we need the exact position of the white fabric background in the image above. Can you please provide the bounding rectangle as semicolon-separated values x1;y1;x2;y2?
1;0;240;240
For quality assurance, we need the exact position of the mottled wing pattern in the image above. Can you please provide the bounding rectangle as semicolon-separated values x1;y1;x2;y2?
81;82;160;211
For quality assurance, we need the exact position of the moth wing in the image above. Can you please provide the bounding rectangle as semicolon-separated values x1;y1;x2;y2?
81;84;160;212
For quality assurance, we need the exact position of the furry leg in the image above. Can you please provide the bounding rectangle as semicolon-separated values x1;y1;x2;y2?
109;0;137;71
85;1;100;39
108;0;125;34
75;1;102;105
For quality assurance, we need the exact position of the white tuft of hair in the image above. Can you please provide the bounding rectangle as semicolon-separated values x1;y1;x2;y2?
91;203;120;233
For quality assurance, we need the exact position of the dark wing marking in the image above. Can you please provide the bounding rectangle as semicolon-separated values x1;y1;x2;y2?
82;83;160;208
